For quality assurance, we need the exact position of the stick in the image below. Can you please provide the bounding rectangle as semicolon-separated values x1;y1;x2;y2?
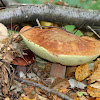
15;76;73;100
87;26;100;38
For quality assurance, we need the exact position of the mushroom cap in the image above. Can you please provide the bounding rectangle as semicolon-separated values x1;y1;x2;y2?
12;49;35;66
20;26;100;66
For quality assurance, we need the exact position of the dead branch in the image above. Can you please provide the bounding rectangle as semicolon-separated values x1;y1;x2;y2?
15;76;73;100
0;3;99;28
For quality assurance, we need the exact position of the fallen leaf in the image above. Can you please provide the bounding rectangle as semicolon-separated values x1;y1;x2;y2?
65;66;77;78
18;94;36;100
38;94;48;100
87;64;100;83
1;64;10;95
90;82;100;89
76;91;88;96
74;97;80;100
94;58;100;71
40;21;58;29
68;79;87;89
96;97;100;100
75;63;91;81
52;79;70;93
87;86;100;97
88;97;95;100
4;97;10;100
79;95;88;100
3;50;13;63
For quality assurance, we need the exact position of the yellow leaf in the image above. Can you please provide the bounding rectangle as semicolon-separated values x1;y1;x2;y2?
96;97;100;100
88;63;100;83
75;63;91;81
87;86;100;97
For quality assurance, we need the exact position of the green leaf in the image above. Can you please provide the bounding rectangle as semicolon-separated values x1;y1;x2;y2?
63;25;84;36
74;30;84;36
77;92;83;96
64;25;75;32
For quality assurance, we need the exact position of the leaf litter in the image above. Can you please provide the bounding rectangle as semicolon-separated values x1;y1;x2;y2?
0;22;100;100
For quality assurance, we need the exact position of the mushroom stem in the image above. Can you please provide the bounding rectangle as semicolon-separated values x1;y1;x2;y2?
50;63;66;79
16;66;26;75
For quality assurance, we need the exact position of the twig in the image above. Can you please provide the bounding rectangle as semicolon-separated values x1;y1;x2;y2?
36;19;42;29
87;26;100;38
15;76;73;100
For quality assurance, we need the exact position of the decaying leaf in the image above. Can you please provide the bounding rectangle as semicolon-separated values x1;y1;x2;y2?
88;97;95;100
66;66;77;78
38;94;48;100
74;97;80;100
94;58;100;71
40;21;58;29
75;63;91;81
52;79;70;93
96;98;100;100
0;63;10;95
4;97;10;100
87;85;100;97
79;95;88;100
18;94;36;100
22;79;35;96
3;50;13;63
88;60;100;83
90;82;100;89
51;79;70;100
68;79;87;89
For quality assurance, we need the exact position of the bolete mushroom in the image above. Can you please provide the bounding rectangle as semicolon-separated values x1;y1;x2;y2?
20;26;100;78
12;49;35;75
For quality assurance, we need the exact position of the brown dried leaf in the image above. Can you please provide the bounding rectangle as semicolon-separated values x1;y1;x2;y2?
75;63;91;81
96;98;100;100
88;97;95;100
88;64;100;83
66;66;77;78
18;94;36;100
22;79;35;95
52;79;70;93
52;78;70;100
94;58;100;71
87;86;100;97
45;62;51;74
74;97;80;100
79;95;88;100
4;97;10;100
90;82;100;89
0;64;10;95
3;51;13;63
